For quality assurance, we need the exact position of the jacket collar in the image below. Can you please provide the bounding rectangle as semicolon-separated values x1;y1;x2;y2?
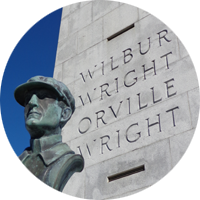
19;134;74;166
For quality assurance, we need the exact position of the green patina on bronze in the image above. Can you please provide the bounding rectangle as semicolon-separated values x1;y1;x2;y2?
14;76;84;192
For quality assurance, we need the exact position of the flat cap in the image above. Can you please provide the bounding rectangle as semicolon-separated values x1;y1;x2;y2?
14;76;75;113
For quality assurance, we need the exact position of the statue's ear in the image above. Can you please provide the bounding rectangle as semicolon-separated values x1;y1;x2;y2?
60;107;72;124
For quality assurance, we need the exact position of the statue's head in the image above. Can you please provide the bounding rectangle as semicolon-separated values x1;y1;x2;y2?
14;76;75;139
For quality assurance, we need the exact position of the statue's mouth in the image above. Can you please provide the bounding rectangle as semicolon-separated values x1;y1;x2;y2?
27;111;41;118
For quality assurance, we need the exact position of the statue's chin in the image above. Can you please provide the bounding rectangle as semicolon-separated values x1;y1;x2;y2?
25;118;60;139
25;121;45;139
26;119;39;129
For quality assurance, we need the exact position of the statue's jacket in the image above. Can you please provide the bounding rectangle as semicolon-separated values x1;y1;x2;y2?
19;134;84;191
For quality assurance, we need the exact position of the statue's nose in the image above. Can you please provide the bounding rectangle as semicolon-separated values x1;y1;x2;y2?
28;94;39;108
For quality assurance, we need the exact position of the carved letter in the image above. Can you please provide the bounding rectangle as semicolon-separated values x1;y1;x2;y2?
111;56;119;70
126;123;141;143
142;60;156;80
166;106;179;127
100;135;112;154
100;83;112;100
137;93;148;110
101;61;105;75
96;110;107;128
80;70;94;83
79;93;92;106
127;97;131;114
164;78;177;98
160;52;172;69
78;117;92;134
138;37;151;55
77;146;83;156
124;69;137;87
116;130;120;148
109;101;123;118
157;29;171;46
86;144;91;157
146;114;161;136
123;48;133;64
115;77;119;93
151;87;162;104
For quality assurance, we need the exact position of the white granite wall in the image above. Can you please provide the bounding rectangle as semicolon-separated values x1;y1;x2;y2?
53;1;199;199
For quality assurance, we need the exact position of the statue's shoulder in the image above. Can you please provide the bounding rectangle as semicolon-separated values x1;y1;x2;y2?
54;153;84;191
52;150;84;176
59;153;84;174
43;145;84;191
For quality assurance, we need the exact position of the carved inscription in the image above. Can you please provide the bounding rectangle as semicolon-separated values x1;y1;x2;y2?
78;30;172;106
77;105;180;158
78;81;177;134
71;29;181;159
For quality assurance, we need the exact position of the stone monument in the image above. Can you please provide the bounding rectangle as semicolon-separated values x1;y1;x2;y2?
53;1;200;199
14;76;84;191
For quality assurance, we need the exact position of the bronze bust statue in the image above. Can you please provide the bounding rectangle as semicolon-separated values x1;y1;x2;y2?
14;76;84;191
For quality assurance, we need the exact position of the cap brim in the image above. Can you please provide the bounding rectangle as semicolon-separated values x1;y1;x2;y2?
14;81;60;107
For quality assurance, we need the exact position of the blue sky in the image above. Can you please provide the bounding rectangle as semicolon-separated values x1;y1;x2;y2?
0;8;62;156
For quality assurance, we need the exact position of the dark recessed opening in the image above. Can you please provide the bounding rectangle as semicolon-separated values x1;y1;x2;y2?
107;23;135;41
107;165;145;182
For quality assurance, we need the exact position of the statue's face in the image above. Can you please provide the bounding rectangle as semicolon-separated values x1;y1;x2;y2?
24;88;63;139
